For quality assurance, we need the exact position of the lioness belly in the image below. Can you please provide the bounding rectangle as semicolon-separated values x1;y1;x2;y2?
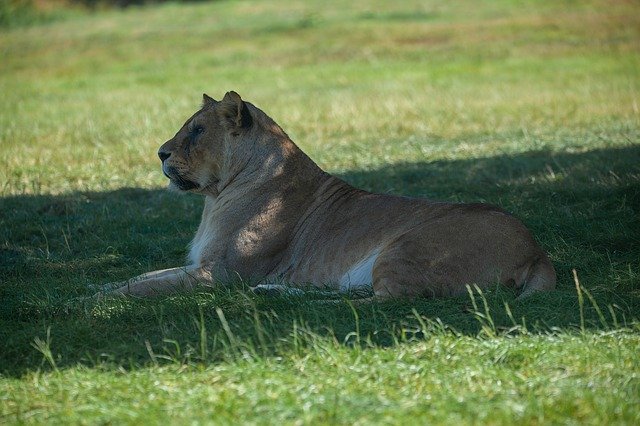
338;248;381;292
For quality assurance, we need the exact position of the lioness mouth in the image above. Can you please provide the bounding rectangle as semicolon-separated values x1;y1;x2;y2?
174;178;199;191
164;166;198;190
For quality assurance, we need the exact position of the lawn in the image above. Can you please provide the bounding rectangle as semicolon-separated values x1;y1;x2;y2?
1;0;639;423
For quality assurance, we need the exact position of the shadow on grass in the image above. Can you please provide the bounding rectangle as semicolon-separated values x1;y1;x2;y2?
1;145;638;376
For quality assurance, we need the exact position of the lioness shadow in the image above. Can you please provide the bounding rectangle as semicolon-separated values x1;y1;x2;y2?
1;145;638;376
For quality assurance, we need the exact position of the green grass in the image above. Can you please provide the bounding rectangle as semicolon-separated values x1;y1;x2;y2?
1;0;639;423
4;330;639;424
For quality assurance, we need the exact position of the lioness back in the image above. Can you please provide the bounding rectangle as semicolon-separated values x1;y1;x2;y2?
277;179;555;298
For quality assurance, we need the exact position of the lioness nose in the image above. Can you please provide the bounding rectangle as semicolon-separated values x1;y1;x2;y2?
158;150;171;162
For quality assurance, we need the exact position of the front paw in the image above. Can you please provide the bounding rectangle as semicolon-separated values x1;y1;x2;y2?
87;280;124;293
86;280;128;301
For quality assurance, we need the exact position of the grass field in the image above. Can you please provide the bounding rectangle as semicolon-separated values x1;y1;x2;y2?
1;0;639;423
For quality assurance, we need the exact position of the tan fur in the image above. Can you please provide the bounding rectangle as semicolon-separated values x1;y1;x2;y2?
105;91;556;299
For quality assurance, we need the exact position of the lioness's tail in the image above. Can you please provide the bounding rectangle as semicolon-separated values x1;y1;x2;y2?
517;255;556;300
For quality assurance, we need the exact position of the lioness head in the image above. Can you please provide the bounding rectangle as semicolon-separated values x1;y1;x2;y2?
158;91;254;195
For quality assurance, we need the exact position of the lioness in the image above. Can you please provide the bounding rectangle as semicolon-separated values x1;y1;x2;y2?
106;91;556;299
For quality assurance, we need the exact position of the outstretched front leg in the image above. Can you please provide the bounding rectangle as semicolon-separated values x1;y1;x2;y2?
102;265;213;298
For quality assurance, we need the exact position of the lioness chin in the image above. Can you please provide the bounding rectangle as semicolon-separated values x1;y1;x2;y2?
104;91;555;299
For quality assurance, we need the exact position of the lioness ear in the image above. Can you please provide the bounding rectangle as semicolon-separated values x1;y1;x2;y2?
220;91;252;131
202;93;217;108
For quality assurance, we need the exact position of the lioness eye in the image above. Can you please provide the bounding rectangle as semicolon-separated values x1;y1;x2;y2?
192;125;204;135
188;125;204;144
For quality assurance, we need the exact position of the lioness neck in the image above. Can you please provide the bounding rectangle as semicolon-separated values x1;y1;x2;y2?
192;130;335;278
221;133;330;200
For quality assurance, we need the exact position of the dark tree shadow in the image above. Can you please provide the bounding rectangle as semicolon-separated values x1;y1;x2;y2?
1;145;639;376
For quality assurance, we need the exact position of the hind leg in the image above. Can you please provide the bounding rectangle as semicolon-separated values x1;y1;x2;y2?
371;232;553;300
370;233;512;299
370;239;461;299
